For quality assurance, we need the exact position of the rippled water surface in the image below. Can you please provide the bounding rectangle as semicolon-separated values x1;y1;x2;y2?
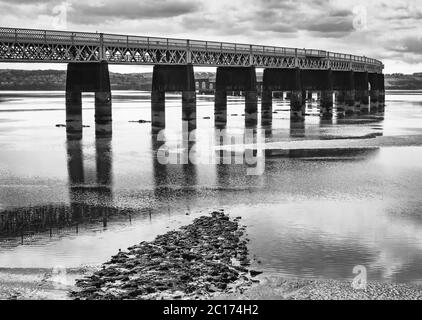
1;90;422;285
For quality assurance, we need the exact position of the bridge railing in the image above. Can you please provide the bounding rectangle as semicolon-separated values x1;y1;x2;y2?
0;26;384;70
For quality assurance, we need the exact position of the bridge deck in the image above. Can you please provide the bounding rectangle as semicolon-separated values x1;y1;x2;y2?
0;27;383;73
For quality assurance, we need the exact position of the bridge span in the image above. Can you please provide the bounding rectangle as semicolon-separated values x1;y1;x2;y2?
0;27;385;137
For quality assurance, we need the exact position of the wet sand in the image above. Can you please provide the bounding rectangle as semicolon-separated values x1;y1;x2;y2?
217;276;422;300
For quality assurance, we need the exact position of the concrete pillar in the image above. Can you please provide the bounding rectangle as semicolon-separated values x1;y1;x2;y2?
215;66;257;127
361;90;370;114
291;69;305;121
378;74;385;112
369;72;380;113
182;91;197;131
320;90;334;119
151;90;165;130
245;91;258;126
261;90;272;126
214;90;227;127
95;91;112;137
263;68;304;121
354;72;369;115
65;91;82;138
291;91;305;121
333;71;355;117
320;70;334;119
65;61;112;138
335;90;346;118
344;90;356;116
152;64;196;131
370;90;379;113
354;90;362;114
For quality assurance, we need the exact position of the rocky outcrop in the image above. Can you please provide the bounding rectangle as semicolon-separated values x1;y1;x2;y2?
71;210;258;300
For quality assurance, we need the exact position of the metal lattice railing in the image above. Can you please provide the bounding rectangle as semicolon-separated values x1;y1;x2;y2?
0;27;384;72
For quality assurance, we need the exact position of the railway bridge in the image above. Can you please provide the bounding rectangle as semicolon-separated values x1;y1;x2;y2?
0;27;385;136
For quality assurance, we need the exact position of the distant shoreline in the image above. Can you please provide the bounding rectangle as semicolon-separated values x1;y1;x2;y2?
1;70;422;91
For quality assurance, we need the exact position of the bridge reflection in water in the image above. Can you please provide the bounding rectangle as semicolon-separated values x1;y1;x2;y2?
0;106;385;242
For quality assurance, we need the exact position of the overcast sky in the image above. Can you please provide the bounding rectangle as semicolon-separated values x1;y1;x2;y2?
0;0;421;74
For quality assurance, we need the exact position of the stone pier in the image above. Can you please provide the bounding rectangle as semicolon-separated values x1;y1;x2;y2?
151;90;165;129
333;71;355;117
302;69;333;119
378;73;385;112
214;90;227;127
369;73;379;113
215;66;257;126
66;61;112;138
263;68;304;122
261;89;272;125
354;72;369;114
151;64;196;131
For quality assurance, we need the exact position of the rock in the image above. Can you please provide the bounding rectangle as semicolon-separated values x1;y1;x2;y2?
72;210;253;300
129;120;151;123
250;270;263;277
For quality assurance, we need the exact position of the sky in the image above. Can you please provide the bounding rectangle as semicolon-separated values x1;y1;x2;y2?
0;0;421;74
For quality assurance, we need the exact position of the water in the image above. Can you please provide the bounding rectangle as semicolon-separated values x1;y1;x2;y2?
1;90;422;285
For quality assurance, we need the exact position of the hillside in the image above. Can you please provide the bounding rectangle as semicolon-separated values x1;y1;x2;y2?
0;69;421;91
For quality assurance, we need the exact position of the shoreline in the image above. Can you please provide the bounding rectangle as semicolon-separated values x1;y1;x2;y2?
1;210;422;300
2;268;422;300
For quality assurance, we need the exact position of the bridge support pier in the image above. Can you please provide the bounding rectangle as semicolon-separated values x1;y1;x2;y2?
95;92;112;136
320;90;334;119
344;90;356;116
301;69;333;119
151;90;165;130
261;90;272;125
333;71;355;117
151;64;196;131
378;74;385;112
263;68;304;122
369;73;380;113
290;90;305;121
65;91;82;138
335;91;346;118
182;91;197;131
215;66;257;126
354;72;369;115
214;90;227;127
319;70;334;119
66;61;112;138
245;91;258;126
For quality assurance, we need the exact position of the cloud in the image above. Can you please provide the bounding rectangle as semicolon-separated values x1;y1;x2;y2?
69;0;200;23
0;0;422;73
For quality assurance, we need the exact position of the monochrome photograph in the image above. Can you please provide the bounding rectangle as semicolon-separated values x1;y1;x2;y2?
0;0;421;305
